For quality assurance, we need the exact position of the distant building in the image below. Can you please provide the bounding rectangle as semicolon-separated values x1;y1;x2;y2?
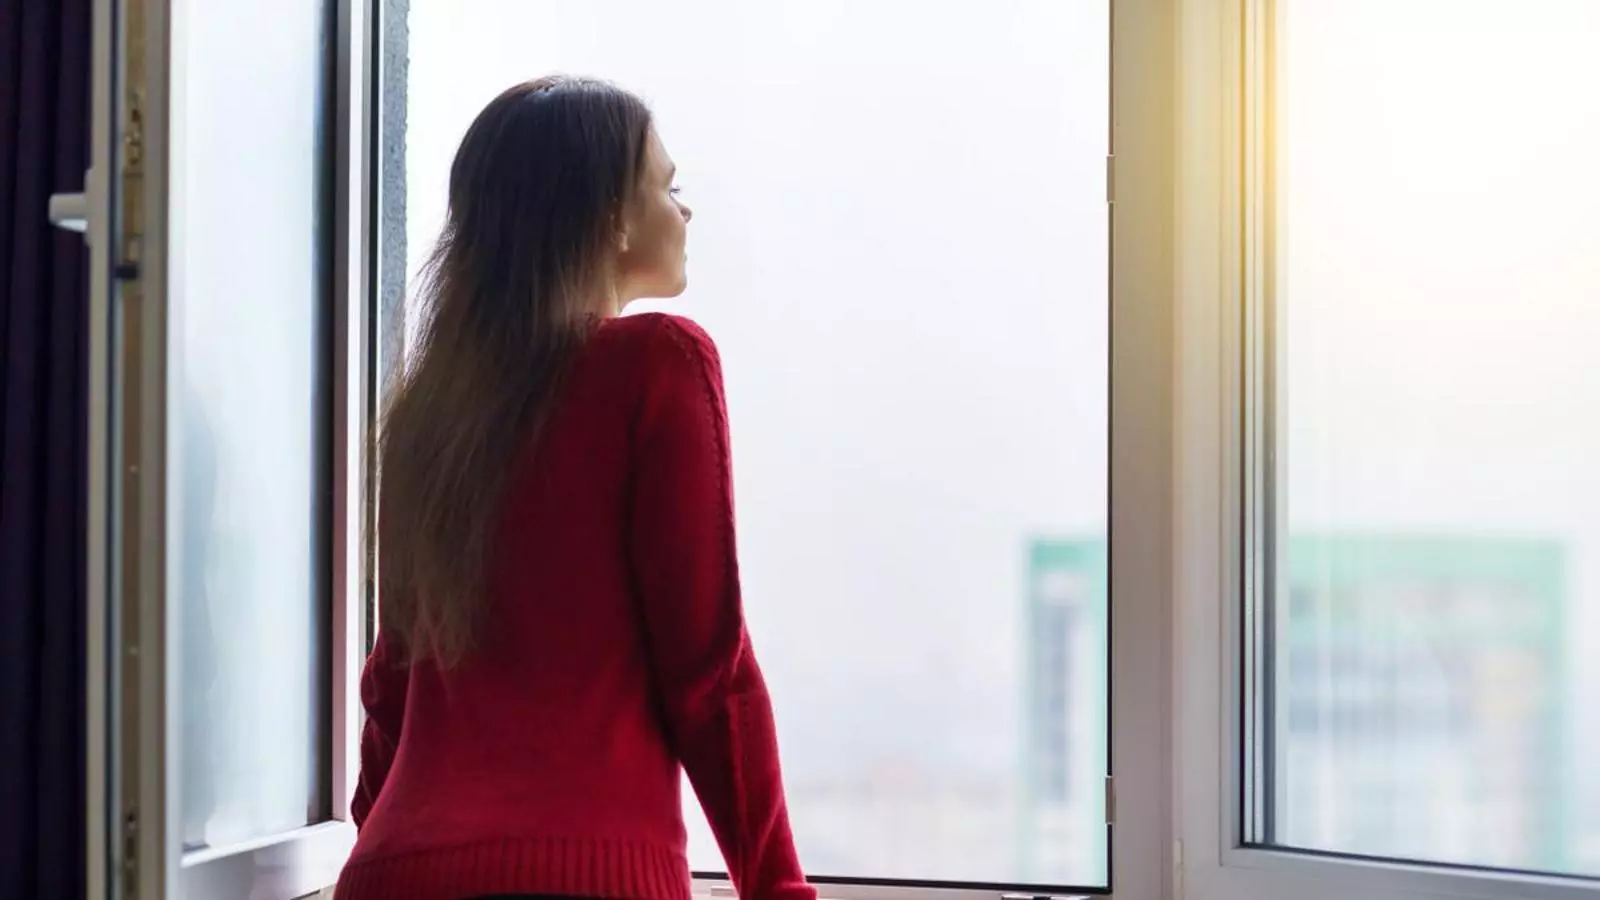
1020;539;1109;887
1279;537;1568;872
1018;535;1571;882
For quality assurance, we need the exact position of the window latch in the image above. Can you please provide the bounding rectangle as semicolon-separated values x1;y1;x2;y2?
48;167;92;236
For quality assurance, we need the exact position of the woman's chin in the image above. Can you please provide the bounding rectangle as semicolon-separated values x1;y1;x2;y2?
665;271;688;298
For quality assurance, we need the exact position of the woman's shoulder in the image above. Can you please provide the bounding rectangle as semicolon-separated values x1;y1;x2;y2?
594;312;722;372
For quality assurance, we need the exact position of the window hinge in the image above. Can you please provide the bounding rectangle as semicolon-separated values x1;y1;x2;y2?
1106;154;1116;204
1105;775;1116;825
122;805;139;899
1173;839;1186;900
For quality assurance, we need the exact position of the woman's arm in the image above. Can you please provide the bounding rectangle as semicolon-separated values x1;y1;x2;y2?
350;629;407;829
628;315;815;900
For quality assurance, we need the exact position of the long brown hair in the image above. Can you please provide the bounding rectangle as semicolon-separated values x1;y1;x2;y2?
378;77;654;666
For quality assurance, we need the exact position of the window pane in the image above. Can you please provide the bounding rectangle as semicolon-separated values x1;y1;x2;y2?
402;0;1109;887
1274;0;1600;876
171;0;331;851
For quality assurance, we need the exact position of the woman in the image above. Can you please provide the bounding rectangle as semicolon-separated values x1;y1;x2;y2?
335;76;813;900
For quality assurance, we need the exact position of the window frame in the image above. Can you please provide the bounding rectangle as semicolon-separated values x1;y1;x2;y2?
1171;1;1600;899
95;0;377;895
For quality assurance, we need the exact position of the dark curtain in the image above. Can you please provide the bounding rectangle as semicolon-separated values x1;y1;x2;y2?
0;0;93;897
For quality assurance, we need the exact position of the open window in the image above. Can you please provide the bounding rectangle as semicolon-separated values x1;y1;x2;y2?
1176;1;1600;899
84;0;374;896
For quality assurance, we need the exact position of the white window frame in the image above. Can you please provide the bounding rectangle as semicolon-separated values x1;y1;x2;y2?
1103;0;1179;898
1170;1;1600;899
87;0;375;896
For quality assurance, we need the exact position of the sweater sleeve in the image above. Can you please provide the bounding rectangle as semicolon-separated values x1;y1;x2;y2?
628;317;814;900
350;629;407;830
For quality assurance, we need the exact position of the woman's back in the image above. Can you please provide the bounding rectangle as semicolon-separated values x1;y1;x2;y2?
339;315;810;900
348;316;683;883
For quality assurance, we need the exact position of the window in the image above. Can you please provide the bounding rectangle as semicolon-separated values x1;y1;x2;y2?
390;0;1112;892
83;0;371;896
1200;0;1600;895
171;0;335;853
1258;0;1600;878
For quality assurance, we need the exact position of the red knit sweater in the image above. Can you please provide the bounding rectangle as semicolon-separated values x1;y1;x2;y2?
335;314;814;900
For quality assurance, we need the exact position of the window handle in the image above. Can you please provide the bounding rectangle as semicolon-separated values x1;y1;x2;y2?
47;167;92;236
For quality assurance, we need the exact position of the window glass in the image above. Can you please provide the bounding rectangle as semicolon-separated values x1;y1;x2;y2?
1274;0;1600;876
402;1;1110;886
171;0;332;851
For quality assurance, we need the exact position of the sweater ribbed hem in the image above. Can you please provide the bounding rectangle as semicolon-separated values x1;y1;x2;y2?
334;837;692;900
